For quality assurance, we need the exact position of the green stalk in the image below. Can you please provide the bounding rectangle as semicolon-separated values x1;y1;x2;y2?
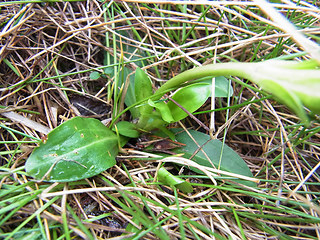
155;62;251;95
151;59;320;126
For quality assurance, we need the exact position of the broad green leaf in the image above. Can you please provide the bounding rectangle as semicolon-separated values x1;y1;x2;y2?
167;83;211;122
135;67;154;116
170;128;256;187
113;121;140;138
148;99;175;123
157;167;193;193
25;117;118;182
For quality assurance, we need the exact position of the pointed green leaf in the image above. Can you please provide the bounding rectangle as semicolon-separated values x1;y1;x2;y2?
167;83;211;122
171;128;256;187
113;121;140;138
135;67;154;116
25;117;118;182
157;167;193;193
106;66;139;119
122;67;140;119
148;99;175;123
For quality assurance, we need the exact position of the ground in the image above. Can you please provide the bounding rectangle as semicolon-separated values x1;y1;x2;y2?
1;1;320;239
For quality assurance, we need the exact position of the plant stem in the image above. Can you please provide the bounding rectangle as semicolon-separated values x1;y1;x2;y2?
136;62;252;131
155;62;252;96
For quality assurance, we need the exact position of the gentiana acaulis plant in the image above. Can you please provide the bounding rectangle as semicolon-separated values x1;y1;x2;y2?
25;58;320;184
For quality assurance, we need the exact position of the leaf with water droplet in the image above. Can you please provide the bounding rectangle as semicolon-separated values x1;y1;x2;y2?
25;117;118;182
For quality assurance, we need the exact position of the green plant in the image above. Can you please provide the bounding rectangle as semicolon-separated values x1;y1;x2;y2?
25;59;320;190
2;2;320;239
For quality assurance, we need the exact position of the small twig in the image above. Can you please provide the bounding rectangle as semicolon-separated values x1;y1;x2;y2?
1;111;51;135
168;96;210;131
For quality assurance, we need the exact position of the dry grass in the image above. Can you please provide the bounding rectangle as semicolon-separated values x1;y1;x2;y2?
1;1;320;239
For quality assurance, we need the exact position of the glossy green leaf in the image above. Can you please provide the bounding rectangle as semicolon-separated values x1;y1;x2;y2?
113;121;140;138
171;129;256;187
148;99;174;123
135;67;154;116
25;117;118;182
157;167;193;193
167;83;211;122
103;65;137;111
